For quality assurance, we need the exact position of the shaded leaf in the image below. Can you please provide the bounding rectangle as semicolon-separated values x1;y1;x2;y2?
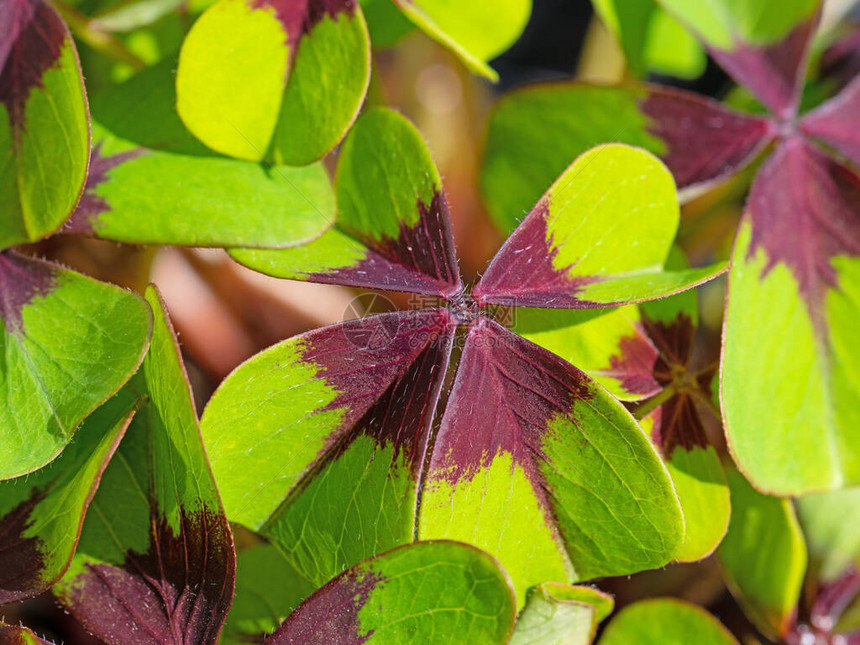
201;309;455;584
419;317;684;604
797;487;860;583
599;598;739;645
176;0;370;164
480;83;773;233
717;466;807;639
221;544;315;645
510;583;614;645
65;59;335;248
802;75;860;169
54;286;236;645
359;0;413;47
0;252;151;479
391;0;531;80
722;138;860;494
0;392;135;604
264;541;517;645
474;144;726;309
232;108;461;296
0;0;89;249
657;0;821;118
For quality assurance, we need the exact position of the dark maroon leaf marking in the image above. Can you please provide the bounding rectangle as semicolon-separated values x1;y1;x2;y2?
64;507;235;645
639;86;774;194
0;624;54;644
300;308;455;475
649;393;709;457
472;199;601;309
0;252;57;334
745;137;860;323
251;0;356;48
604;329;660;399
264;569;382;645
801;76;860;169
707;9;820;120
641;312;695;387
0;0;67;134
0;487;50;604
65;142;146;235
429;316;592;488
310;192;462;297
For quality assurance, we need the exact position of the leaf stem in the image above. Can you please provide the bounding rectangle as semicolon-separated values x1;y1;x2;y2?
633;385;675;421
49;0;147;71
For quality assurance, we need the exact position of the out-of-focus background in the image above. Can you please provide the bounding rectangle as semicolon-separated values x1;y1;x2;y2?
10;0;860;641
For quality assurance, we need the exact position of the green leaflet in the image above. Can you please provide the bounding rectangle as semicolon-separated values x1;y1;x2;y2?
723;224;860;494
797;487;860;583
266;541;517;644
656;0;819;49
392;0;531;80
231;108;461;296
0;253;151;480
0;623;54;644
510;583;614;645
717;466;807;639
0;391;136;603
0;0;90;250
176;0;370;164
54;286;235;645
67;58;335;248
591;0;705;79
599;598;739;644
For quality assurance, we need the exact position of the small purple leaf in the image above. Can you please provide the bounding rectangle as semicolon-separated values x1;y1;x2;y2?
640;86;775;197
801;76;860;169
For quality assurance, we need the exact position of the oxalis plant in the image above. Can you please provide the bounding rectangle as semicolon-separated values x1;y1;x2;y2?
1;0;859;643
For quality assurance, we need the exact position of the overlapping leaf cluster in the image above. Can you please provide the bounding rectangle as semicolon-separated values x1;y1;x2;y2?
1;0;860;642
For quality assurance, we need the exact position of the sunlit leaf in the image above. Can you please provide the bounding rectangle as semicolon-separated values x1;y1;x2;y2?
0;392;135;603
64;58;335;248
54;287;236;645
722;138;860;494
176;0;370;164
474;144;726;308
0;252;151;479
232;108;461;295
0;0;89;249
392;0;531;80
717;466;807;639
599;598;739;644
480;83;773;233
264;541;517;645
419;317;684;603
